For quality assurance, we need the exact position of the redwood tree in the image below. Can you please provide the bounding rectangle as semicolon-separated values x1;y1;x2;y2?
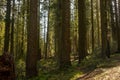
56;0;71;69
26;0;39;78
100;0;108;57
78;0;87;63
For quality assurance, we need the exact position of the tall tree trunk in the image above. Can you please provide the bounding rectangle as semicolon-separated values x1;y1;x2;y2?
3;0;11;53
110;0;116;41
10;0;15;79
91;0;94;52
61;0;71;68
100;0;108;58
43;1;47;58
114;0;120;52
10;0;15;55
56;0;71;69
78;0;87;63
118;0;120;30
45;0;50;59
21;0;25;58
37;0;41;60
119;0;120;21
96;0;100;46
26;0;38;78
54;0;58;60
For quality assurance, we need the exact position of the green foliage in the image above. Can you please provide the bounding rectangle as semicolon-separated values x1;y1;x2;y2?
15;53;120;80
37;59;82;80
0;0;6;21
16;58;83;80
0;21;5;53
31;67;82;80
16;59;26;80
80;53;102;70
80;53;120;71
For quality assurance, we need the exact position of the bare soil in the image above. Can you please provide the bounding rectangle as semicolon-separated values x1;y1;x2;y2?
77;54;120;80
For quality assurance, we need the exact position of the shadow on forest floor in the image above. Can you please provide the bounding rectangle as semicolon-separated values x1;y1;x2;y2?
77;53;120;80
32;54;120;80
16;53;120;80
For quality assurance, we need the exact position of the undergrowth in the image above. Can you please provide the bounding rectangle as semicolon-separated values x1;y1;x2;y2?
16;53;120;80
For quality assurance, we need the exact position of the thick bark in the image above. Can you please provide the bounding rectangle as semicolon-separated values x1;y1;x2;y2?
78;0;87;63
56;0;71;69
61;0;71;68
26;0;38;78
100;0;108;58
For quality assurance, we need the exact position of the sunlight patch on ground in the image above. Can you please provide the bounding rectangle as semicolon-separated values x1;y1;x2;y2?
70;72;82;80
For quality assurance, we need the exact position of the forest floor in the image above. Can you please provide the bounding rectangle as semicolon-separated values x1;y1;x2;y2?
77;53;120;80
16;53;120;80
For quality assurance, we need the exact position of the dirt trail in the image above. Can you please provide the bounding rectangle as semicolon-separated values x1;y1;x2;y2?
77;54;120;80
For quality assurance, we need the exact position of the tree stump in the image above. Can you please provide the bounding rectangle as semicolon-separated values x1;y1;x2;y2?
0;53;15;80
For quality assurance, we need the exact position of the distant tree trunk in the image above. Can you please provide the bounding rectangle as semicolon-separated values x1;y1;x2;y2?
96;0;100;46
3;0;11;53
118;0;120;28
91;0;94;52
114;0;120;52
78;0;87;63
110;0;117;41
37;0;41;60
118;0;120;19
43;11;47;59
10;0;15;55
45;0;50;59
54;0;58;59
26;0;38;78
56;0;71;69
100;0;108;58
15;0;21;60
118;0;120;42
21;0;25;58
9;0;15;79
118;0;120;25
